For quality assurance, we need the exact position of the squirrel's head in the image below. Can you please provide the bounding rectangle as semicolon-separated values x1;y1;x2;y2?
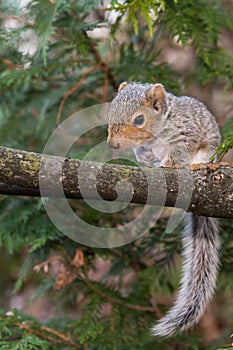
107;82;168;150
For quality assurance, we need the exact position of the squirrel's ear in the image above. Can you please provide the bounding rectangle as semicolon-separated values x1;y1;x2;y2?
146;84;165;100
145;84;166;111
118;81;128;93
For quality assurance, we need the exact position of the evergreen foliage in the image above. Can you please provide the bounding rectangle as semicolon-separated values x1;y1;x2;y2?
0;0;232;349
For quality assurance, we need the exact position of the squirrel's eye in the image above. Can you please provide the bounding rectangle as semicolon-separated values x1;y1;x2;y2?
133;114;145;127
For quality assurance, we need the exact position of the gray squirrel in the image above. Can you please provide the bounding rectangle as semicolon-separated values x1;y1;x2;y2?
107;82;221;337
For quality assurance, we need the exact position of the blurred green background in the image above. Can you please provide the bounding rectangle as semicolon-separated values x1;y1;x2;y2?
0;0;233;349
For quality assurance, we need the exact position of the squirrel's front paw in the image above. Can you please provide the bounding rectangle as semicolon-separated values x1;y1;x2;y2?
134;145;159;166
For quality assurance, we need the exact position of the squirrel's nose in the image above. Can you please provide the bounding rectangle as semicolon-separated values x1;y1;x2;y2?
108;139;120;149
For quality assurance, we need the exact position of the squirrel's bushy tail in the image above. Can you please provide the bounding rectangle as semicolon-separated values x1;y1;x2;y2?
151;214;220;337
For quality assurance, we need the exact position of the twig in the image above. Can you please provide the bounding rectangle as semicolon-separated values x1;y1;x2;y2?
56;63;101;125
88;40;118;92
0;58;23;71
13;322;81;349
40;324;78;346
79;270;159;315
33;255;62;273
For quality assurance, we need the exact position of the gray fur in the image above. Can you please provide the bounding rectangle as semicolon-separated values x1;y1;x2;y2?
108;83;221;164
151;214;220;337
107;82;221;337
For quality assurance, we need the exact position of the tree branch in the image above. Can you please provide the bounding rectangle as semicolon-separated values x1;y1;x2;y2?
0;146;232;218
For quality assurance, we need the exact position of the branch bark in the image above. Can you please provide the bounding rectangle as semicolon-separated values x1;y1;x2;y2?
0;146;232;218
